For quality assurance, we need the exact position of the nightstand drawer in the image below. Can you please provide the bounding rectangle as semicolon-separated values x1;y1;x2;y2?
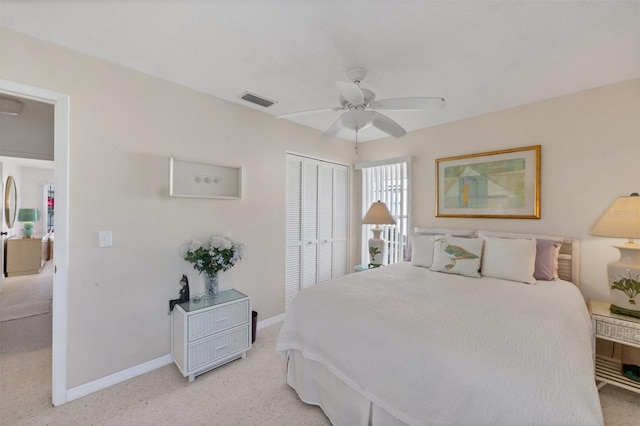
187;325;249;371
595;319;640;345
188;300;249;342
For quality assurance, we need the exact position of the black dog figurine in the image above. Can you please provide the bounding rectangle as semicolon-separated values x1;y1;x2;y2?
179;274;190;302
169;274;191;312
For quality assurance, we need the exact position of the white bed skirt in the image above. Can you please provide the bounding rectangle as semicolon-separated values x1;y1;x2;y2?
286;349;406;426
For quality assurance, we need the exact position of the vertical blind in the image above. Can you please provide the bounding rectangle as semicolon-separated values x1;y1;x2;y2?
360;160;410;265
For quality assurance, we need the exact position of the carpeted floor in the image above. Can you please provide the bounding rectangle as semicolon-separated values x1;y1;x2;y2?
0;314;329;426
0;261;53;322
1;285;639;424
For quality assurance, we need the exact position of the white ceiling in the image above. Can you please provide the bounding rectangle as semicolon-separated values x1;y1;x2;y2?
1;1;638;141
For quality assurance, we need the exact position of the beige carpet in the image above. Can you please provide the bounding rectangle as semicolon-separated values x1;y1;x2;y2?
0;261;53;322
1;309;639;425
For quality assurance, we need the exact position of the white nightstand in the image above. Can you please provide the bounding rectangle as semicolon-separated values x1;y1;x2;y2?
171;289;251;382
354;264;381;273
589;300;640;394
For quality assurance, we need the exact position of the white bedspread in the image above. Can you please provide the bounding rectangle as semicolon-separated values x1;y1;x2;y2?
276;262;603;425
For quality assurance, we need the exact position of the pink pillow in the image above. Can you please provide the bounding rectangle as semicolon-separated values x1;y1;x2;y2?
534;239;562;280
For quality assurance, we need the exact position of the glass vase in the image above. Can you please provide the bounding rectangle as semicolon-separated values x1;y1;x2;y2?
204;272;219;298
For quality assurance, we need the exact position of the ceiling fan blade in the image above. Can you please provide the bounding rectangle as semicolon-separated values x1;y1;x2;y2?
321;115;343;140
336;82;365;105
277;106;344;119
371;111;407;138
371;97;446;111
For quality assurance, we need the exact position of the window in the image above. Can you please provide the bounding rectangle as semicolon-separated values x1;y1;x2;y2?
356;157;411;265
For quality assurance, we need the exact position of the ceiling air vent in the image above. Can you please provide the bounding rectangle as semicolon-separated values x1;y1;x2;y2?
239;91;276;108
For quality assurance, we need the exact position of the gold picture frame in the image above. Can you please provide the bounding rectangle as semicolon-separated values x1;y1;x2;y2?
436;145;540;219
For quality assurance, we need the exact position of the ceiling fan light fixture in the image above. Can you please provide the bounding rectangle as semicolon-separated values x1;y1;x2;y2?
281;67;445;139
341;109;373;131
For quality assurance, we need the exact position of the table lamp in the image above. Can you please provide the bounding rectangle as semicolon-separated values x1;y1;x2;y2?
362;201;396;267
590;193;640;318
18;208;41;238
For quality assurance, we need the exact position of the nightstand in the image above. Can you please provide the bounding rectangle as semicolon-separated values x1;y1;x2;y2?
354;264;381;273
5;235;47;276
171;289;251;382
589;300;640;394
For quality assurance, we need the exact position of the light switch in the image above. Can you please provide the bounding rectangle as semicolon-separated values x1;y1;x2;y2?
98;231;112;248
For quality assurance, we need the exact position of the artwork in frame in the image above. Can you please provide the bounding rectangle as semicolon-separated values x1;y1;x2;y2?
169;157;242;199
436;145;540;219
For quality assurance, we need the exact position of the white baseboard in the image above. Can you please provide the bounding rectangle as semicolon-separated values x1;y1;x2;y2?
66;354;173;403
257;313;285;330
64;313;286;403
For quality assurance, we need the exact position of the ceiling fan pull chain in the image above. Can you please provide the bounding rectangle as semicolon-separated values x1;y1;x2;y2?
355;129;359;156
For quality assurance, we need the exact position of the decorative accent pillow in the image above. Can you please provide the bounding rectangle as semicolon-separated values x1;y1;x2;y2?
431;236;484;278
411;234;436;268
404;227;477;261
481;236;537;284
534;239;562;280
477;231;564;281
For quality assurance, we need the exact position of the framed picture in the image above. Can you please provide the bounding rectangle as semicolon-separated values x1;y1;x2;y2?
169;157;242;199
436;145;540;219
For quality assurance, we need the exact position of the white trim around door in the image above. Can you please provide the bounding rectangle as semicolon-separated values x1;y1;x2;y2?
0;79;70;406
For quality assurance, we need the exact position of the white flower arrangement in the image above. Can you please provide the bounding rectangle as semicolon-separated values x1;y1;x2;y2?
180;236;244;276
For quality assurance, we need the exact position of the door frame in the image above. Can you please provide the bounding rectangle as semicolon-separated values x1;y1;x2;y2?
0;79;70;406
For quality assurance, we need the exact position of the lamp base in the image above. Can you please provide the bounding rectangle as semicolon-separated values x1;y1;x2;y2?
368;236;387;266
608;243;640;316
610;304;640;319
22;223;34;238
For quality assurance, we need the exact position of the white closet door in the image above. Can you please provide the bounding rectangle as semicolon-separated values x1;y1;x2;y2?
317;163;334;283
332;164;348;278
285;155;303;307
285;154;349;308
302;160;319;289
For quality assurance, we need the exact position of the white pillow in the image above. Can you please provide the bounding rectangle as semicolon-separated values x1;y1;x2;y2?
411;234;436;268
477;230;564;279
431;236;484;278
481;236;537;284
405;228;476;261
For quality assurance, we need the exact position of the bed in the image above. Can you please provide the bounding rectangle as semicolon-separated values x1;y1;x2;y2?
276;230;604;425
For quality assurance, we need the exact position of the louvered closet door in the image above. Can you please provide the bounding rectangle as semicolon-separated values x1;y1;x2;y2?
332;165;348;278
317;163;334;283
285;154;349;309
285;155;303;308
302;160;319;289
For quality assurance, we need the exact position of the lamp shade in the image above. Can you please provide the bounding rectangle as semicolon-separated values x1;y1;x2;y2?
590;194;640;240
362;201;396;225
17;208;41;222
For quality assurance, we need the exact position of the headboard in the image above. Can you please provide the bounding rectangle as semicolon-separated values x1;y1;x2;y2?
558;238;580;287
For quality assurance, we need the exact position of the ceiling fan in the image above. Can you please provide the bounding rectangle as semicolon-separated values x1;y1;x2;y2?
277;68;446;140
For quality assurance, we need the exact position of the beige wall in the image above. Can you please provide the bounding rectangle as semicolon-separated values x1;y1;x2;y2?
19;166;54;235
0;158;54;236
356;78;640;303
0;28;355;387
3;27;639;390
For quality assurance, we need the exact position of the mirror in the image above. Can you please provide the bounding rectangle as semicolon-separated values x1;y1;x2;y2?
4;176;17;228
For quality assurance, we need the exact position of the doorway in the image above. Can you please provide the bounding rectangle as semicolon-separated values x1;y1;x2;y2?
0;79;69;406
